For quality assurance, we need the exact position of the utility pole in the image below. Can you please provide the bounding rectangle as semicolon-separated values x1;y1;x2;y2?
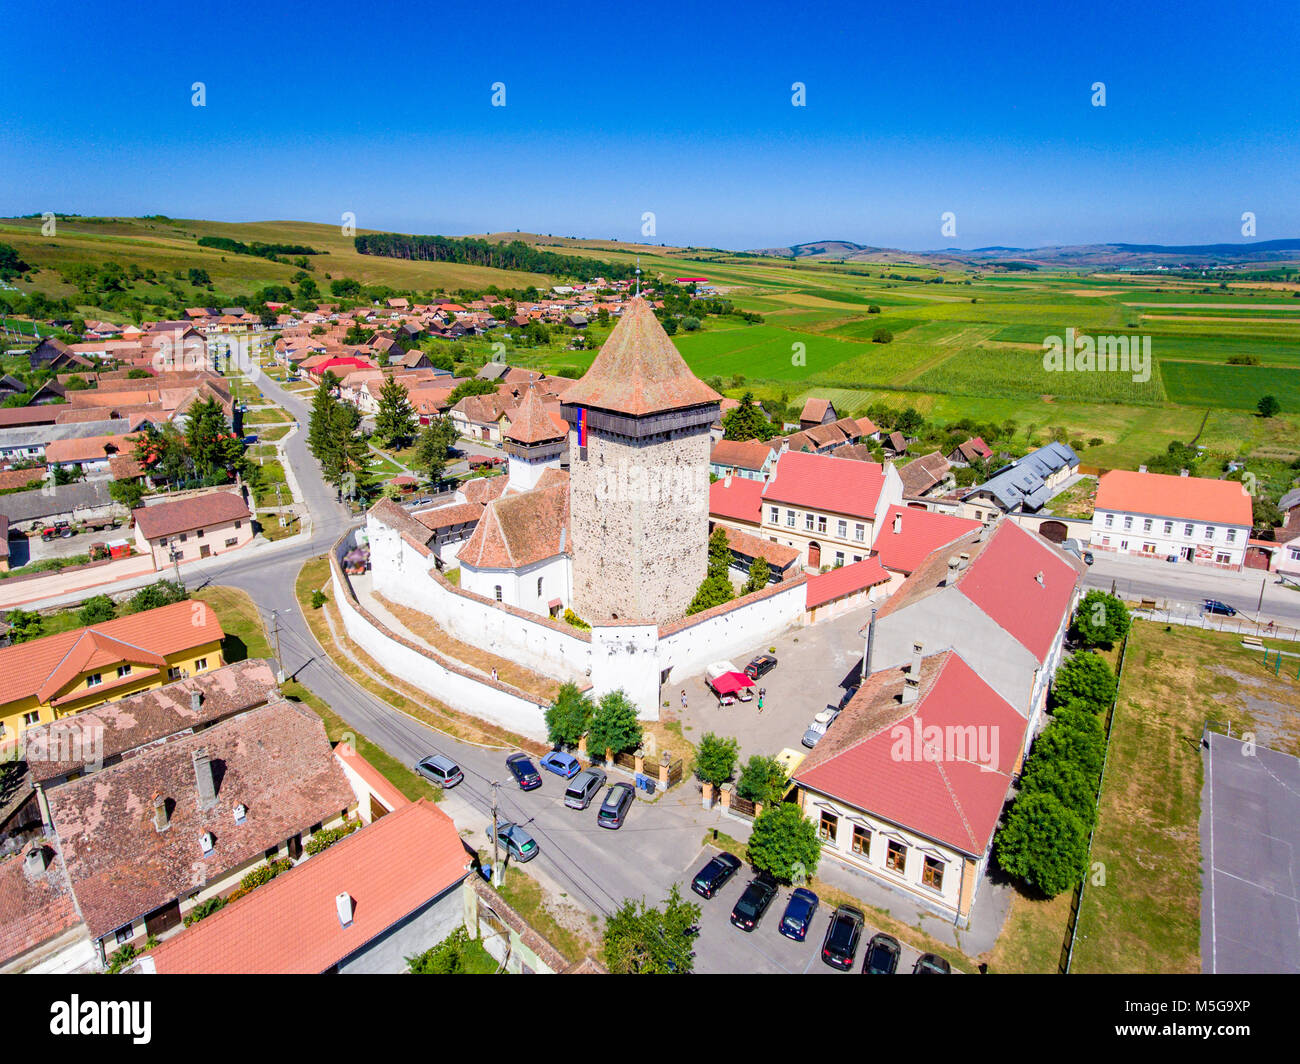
170;545;183;589
1257;574;1267;632
271;609;284;682
490;780;502;887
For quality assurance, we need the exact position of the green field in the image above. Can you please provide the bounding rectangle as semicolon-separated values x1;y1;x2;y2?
1161;360;1300;410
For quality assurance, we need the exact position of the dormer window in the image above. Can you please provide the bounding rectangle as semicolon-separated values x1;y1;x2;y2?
86;673;102;687
234;803;247;824
200;832;215;856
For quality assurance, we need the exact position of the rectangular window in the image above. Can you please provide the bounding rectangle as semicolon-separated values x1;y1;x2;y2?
117;664;131;678
114;925;134;947
86;673;102;687
819;810;838;843
1204;526;1215;541
1163;521;1173;535
536;577;543;597
234;520;242;529
1290;548;1300;562
225;538;238;548
786;510;795;528
817;516;827;534
805;513;814;531
159;536;168;546
1216;552;1231;565
836;519;847;538
23;711;39;727
769;506;779;524
851;825;871;856
853;555;862;563
168;667;182;681
835;552;845;566
885;839;907;874
1184;523;1194;537
194;658;207;672
1103;514;1113;528
1226;529;1236;543
1142;518;1152;532
1122;516;1132;531
197;529;205;538
922;856;944;891
854;523;865;542
179;532;188;542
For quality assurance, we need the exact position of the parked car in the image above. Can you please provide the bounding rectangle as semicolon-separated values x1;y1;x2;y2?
802;719;830;749
1203;599;1237;617
485;821;538;862
778;887;819;941
563;767;607;810
539;750;581;779
821;905;865;970
729;873;778;932
596;782;635;829
415;753;463;788
862;933;901;974
505;752;542;791
691;852;742;899
912;952;951;975
745;654;778;681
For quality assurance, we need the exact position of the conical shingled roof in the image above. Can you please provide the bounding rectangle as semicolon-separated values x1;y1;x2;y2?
560;297;721;417
506;387;565;445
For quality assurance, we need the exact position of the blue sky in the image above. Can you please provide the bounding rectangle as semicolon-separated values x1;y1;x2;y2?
3;0;1297;250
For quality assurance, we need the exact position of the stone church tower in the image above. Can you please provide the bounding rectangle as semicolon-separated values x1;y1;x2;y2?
560;297;721;623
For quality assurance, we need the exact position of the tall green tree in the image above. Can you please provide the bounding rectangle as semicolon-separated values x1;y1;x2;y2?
741;555;771;595
736;755;788;806
747;804;821;883
544;681;594;748
687;526;735;615
994;791;1090;897
184;396;243;481
1051;651;1117;713
693;733;739;786
446;377;499;406
415;415;456;483
374;374;417;448
721;391;776;441
1070;590;1131;649
587;689;643;757
602;885;700;974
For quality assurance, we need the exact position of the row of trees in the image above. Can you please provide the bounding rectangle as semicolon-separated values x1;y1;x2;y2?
5;580;187;644
686;527;769;615
354;233;636;282
307;371;371;499
543;683;643;756
995;597;1128;897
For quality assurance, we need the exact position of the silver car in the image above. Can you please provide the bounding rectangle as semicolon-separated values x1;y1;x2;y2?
485;822;539;862
564;767;607;809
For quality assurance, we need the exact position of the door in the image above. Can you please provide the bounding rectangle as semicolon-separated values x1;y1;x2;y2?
808;541;821;568
144;900;183;937
200;545;211;559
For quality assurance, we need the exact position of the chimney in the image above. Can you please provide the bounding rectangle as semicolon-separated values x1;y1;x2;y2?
190;689;202;713
153;791;169;832
959;551;970;569
1179;468;1189;477
723;473;732;488
910;640;924;677
23;845;47;878
192;747;217;809
902;675;920;705
945;556;961;584
336;892;354;928
1035;570;1045;586
893;512;902;534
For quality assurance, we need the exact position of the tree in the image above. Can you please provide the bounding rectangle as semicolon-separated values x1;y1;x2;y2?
407;928;478;974
602;885;700;974
124;579;188;614
747;804;821;883
374;374;417;448
5;608;45;644
994;791;1090;897
741;554;770;595
109;479;147;511
682;315;701;331
446;378;499;406
1032;709;1106;782
693;732;739;786
544;682;594;748
1069;590;1131;649
1017;757;1098;828
1051;651;1117;712
1258;395;1281;418
184;397;243;481
736;755;788;806
895;406;925;436
415;415;456;483
687;526;735;615
587;689;643;757
871;328;893;344
721;391;776;441
77;595;117;626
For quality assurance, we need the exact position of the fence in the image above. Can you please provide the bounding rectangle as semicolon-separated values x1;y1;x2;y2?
613;751;637;772
666;758;684;787
1058;629;1129;975
730;794;757;820
1128;605;1300;644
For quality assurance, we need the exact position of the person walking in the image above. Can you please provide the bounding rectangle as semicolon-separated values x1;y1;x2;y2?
757;687;764;711
491;667;498;681
681;689;688;710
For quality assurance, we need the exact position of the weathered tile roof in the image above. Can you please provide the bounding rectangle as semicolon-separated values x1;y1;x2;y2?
0;843;84;967
506;387;566;445
458;482;569;570
132;491;250;540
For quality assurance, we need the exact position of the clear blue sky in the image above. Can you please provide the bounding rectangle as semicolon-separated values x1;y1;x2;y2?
3;0;1297;251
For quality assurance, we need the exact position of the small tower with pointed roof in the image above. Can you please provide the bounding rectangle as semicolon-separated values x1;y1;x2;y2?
560;297;721;622
504;387;565;492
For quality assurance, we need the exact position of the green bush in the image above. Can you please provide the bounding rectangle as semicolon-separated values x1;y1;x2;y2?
304;818;361;855
183;895;228;927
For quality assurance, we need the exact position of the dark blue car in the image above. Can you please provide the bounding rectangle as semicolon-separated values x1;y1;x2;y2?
539;750;581;779
779;887;819;941
505;752;542;791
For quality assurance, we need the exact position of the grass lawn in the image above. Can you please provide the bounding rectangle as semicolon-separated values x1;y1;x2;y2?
495;862;600;965
1071;621;1300;973
251;423;293;442
243;406;293;426
1045;476;1097;518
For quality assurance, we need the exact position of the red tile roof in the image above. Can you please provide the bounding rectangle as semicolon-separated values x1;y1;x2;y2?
414;501;484;531
795;652;1025;855
132;491;250;540
560;298;721;416
148;800;469;973
800;397;832;423
720;525;801;571
0;845;83;967
763;450;887;520
506;387;565;445
0;600;224;708
1095;469;1252;526
458;482;569;569
710;438;774;471
805;558;890;609
43;433;135;464
872;506;981;573
709;476;765;525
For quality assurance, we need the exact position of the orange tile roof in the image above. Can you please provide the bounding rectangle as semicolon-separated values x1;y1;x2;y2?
148;800;470;973
560;297;721;417
43;434;136;464
458;481;569;569
0;600;224;708
506;387;565;445
132;491;250;540
805;557;891;609
0;845;82;967
1095;469;1252;526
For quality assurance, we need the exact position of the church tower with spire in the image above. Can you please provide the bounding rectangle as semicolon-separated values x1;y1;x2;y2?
503;386;565;492
560;297;721;623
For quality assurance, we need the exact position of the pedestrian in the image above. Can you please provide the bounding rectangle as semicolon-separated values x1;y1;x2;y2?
757;691;764;712
681;689;687;710
491;667;498;681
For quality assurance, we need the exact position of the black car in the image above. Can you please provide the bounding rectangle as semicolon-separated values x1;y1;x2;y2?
1203;599;1237;617
745;654;778;681
729;873;778;932
821;904;865;970
505;752;542;791
912;952;951;975
691;852;742;899
862;933;901;974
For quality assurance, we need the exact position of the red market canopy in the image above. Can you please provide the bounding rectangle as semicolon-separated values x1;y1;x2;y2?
709;671;754;695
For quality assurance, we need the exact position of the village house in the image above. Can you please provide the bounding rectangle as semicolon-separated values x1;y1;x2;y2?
1090;468;1252;569
960;441;1078;518
709;438;777;482
132;490;253;569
